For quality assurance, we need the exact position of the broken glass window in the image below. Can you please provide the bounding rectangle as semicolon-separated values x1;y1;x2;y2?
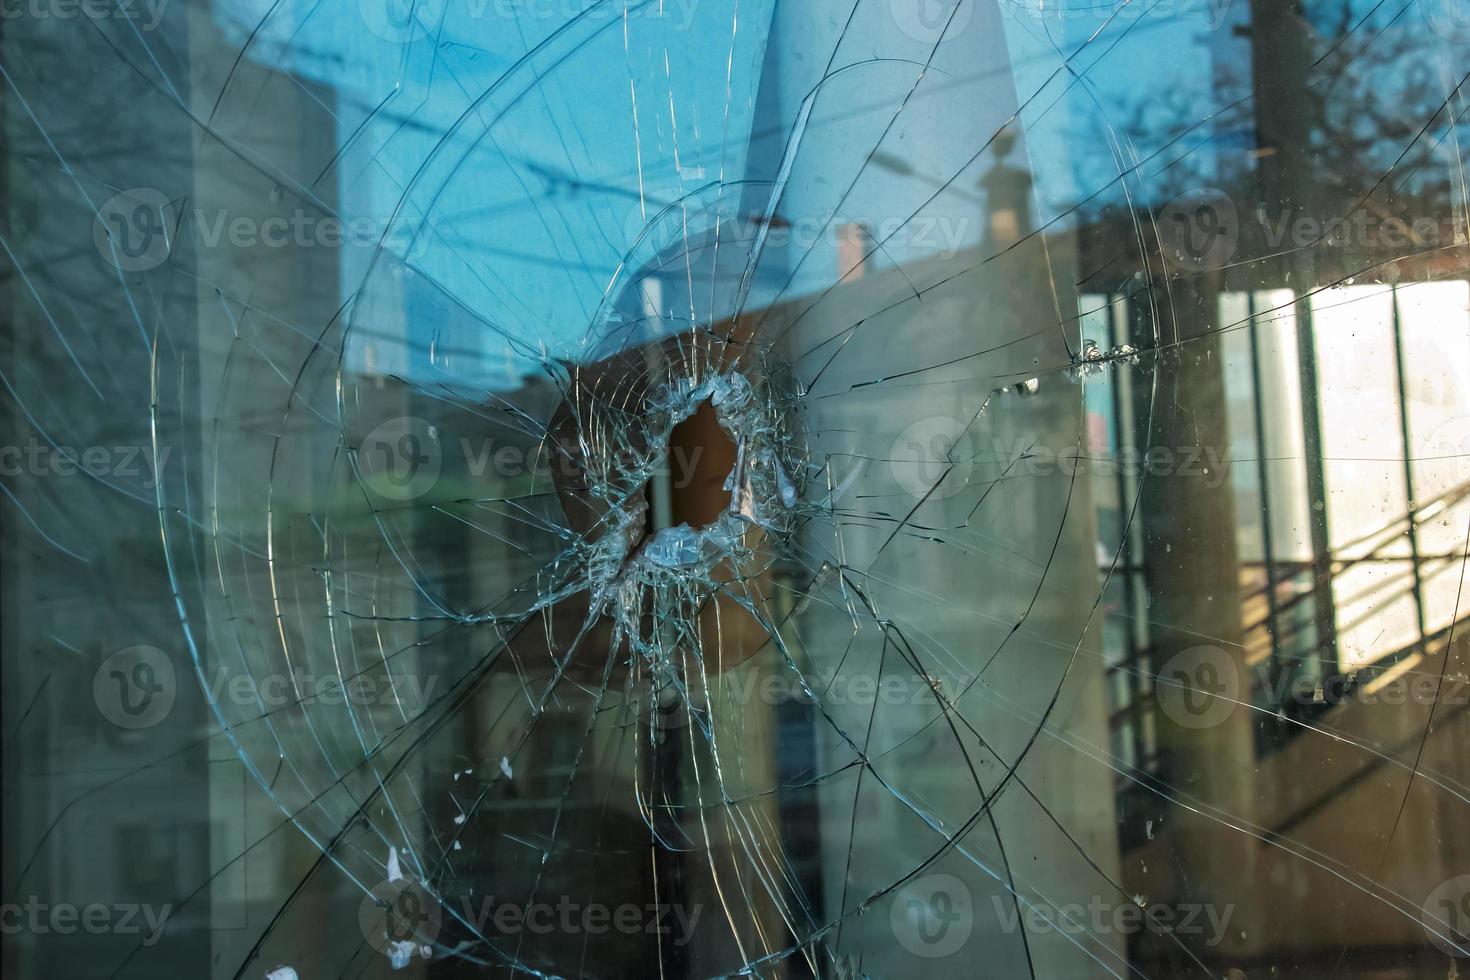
4;1;1470;977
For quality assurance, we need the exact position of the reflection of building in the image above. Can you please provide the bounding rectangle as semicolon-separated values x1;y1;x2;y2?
0;5;354;977
1078;201;1470;973
748;130;1127;976
0;9;222;979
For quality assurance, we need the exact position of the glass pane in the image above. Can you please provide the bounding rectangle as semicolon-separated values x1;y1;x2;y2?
4;2;1470;977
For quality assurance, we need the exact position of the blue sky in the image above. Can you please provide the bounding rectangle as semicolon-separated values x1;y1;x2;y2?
206;0;1274;383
